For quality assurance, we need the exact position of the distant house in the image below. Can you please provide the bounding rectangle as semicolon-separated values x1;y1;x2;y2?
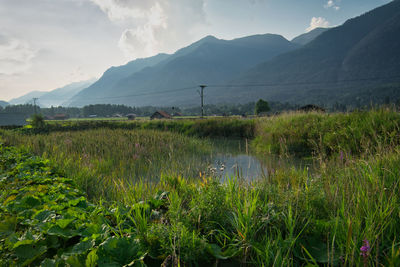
126;113;136;120
53;114;69;120
298;104;325;113
0;113;27;126
150;110;172;120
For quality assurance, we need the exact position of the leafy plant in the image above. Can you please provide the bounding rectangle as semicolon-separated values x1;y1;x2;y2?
255;99;270;115
30;114;46;129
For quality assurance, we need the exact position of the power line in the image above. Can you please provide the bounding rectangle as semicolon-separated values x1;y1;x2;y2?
74;74;400;103
72;86;198;103
207;74;400;88
16;74;400;104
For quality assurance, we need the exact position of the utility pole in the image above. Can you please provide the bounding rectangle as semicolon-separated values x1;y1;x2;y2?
198;85;206;118
33;98;38;115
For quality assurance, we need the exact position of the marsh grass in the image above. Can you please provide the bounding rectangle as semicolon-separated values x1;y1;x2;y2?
26;117;255;139
253;108;400;158
0;128;212;202
1;109;400;265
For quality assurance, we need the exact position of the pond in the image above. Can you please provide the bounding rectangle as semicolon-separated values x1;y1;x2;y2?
204;139;312;181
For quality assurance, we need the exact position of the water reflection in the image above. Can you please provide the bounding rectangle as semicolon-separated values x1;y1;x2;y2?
205;139;312;181
209;154;267;181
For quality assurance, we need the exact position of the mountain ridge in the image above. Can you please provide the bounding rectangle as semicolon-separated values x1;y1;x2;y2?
224;0;400;106
0;101;9;108
9;79;95;107
69;33;299;107
291;27;329;45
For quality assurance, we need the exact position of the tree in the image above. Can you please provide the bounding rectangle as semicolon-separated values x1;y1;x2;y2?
30;114;46;129
255;99;270;115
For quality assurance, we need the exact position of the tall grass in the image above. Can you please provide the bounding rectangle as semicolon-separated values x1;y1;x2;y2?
1;109;400;265
253;109;400;158
24;117;255;138
0;129;212;202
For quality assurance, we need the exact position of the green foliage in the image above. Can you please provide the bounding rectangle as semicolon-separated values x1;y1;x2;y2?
30;114;46;129
15;117;255;139
1;129;212;202
1;109;400;265
97;237;146;266
1;104;38;117
255;99;270;115
253;108;400;157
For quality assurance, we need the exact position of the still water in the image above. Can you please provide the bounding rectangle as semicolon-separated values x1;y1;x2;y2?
205;139;311;181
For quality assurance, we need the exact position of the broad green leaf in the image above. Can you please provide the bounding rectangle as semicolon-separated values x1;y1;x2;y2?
56;218;75;229
14;244;47;266
41;258;56;267
65;255;85;267
41;258;64;267
47;225;77;238
21;195;41;208
13;239;35;249
34;210;56;222
97;237;146;267
86;249;98;267
64;240;95;256
0;216;17;238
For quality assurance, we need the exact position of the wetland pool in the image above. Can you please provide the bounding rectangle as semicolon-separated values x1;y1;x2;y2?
201;139;312;181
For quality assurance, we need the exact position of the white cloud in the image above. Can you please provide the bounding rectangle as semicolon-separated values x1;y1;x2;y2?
324;0;340;11
0;34;37;75
90;0;207;59
89;0;152;22
306;17;330;32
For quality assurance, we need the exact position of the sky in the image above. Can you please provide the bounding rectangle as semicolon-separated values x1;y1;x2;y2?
0;0;392;101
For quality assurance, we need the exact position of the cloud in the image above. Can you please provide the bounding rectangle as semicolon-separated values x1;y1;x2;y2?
90;0;207;59
324;0;340;11
0;34;37;75
306;17;330;32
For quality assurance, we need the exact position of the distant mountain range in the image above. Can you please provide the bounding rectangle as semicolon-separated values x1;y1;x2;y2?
67;53;170;107
291;28;329;45
11;0;400;109
9;79;95;107
8;91;46;106
0;100;9;108
68;34;300;107
226;0;400;106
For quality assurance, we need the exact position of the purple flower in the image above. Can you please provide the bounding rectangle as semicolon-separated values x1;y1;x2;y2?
360;239;370;257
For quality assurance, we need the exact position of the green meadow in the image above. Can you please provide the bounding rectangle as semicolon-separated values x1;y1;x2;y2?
1;109;400;266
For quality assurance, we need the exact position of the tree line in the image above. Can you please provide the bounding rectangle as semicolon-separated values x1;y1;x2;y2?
0;101;298;118
2;99;395;119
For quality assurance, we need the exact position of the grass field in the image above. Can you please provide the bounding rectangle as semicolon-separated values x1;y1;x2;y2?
1;109;399;266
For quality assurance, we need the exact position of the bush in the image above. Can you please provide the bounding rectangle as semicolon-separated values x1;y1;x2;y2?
255;99;270;115
30;114;46;129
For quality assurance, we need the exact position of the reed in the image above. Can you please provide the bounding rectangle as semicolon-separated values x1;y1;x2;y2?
1;109;399;265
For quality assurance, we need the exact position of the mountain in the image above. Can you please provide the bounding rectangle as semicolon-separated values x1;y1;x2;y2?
44;79;96;107
68;34;300;107
9;91;47;106
291;28;329;45
227;0;400;106
9;79;95;107
67;53;170;107
0;101;9;108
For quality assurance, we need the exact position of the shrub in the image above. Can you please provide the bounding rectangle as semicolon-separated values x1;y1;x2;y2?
30;114;46;129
